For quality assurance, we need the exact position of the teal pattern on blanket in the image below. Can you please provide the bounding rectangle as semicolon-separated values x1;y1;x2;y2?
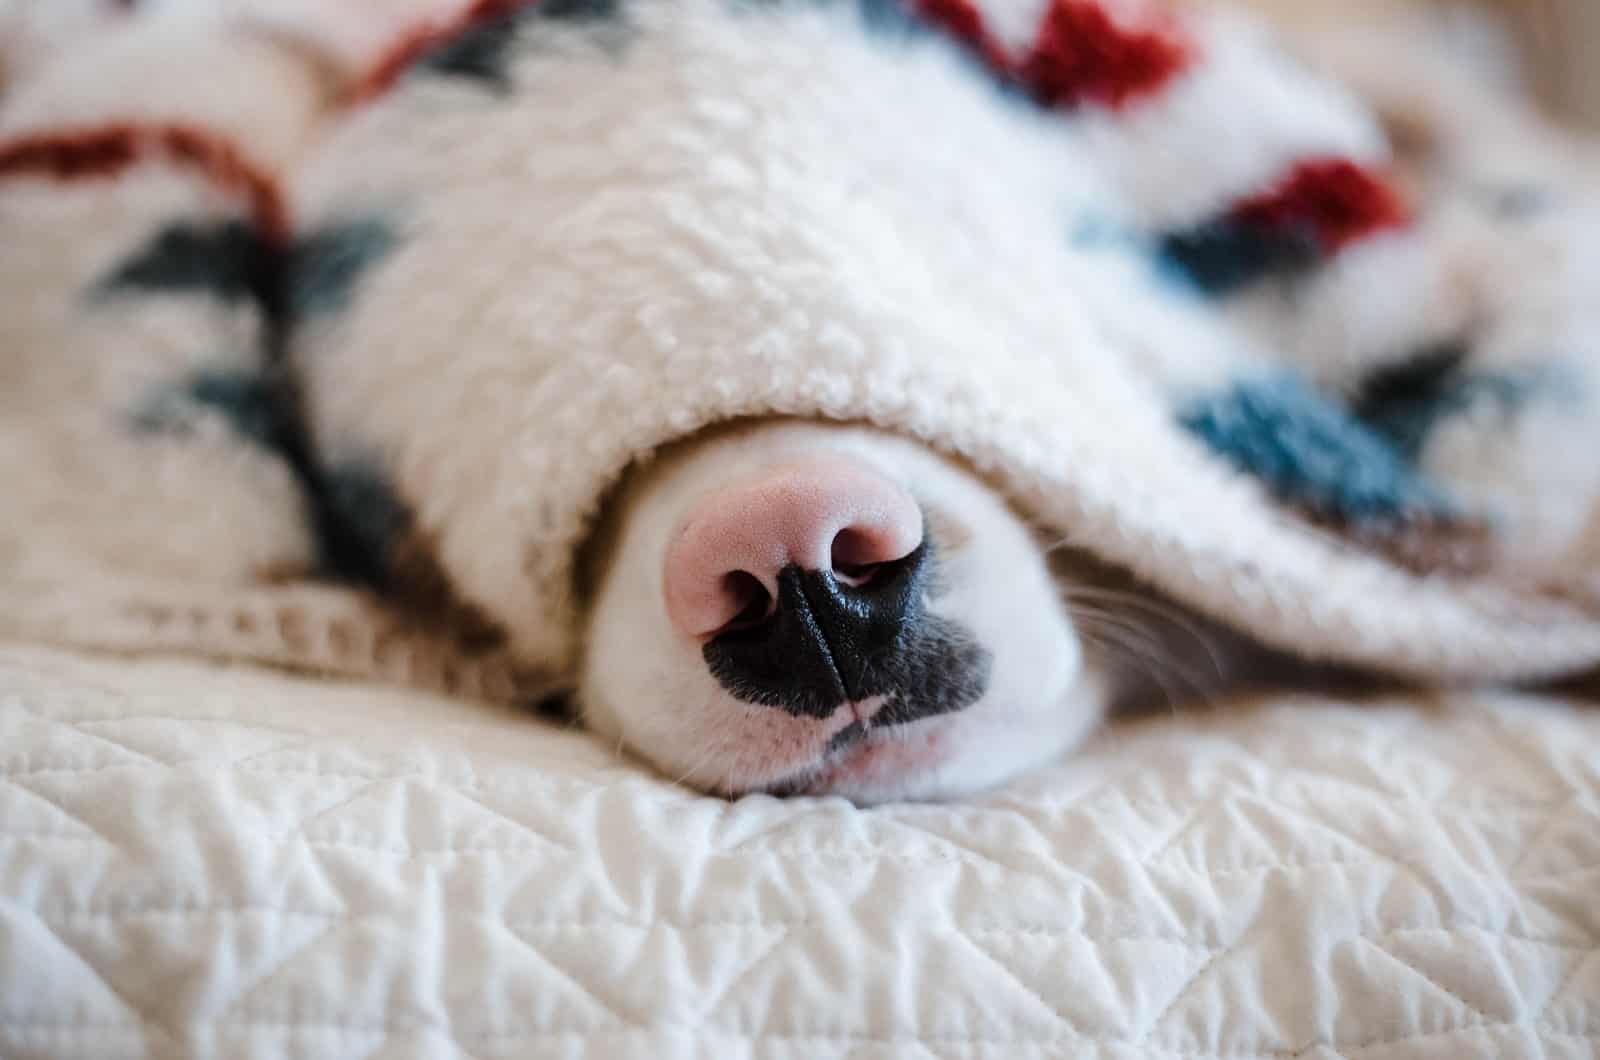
96;221;273;304
1353;343;1572;462
1179;375;1453;525
285;219;400;319
415;0;628;93
132;371;295;454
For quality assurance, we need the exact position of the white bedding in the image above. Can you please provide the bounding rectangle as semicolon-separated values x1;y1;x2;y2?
1;641;1597;1060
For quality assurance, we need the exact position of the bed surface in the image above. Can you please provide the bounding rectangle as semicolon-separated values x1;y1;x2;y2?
1;641;1597;1059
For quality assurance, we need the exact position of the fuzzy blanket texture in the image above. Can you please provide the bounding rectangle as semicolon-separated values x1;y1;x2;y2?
3;0;1600;701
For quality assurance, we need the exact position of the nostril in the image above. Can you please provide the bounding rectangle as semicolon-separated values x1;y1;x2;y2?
831;526;907;587
833;562;881;589
662;454;924;641
719;571;775;633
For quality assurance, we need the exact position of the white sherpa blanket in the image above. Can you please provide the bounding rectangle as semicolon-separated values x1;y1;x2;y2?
3;0;1600;702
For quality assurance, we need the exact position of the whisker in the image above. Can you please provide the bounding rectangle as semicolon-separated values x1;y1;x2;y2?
1076;614;1183;712
1065;584;1228;683
669;693;744;791
1069;598;1227;715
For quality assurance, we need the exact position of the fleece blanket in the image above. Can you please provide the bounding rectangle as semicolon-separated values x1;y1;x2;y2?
4;0;1600;704
4;639;1599;1060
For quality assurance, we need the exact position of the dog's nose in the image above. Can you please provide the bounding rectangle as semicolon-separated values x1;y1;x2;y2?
663;455;923;639
663;455;927;717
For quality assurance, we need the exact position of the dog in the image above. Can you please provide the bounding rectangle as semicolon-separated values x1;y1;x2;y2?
579;415;1389;803
567;9;1599;803
580;418;1099;802
5;0;1596;807
567;10;1598;802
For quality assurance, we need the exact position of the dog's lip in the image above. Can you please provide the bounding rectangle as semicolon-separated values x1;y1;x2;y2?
755;717;947;797
746;696;884;794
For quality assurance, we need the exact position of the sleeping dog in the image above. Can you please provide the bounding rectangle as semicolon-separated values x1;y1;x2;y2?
572;11;1599;802
581;417;1340;802
5;0;1598;806
583;419;1101;802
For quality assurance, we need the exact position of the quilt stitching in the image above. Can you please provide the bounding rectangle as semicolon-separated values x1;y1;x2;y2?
1139;931;1238;1045
220;917;352;1021
1514;862;1600;884
13;707;170;769
426;783;577;853
25;906;1590;948
0;762;170;779
1533;950;1597;1027
0;778;118;846
1139;793;1219;866
34;904;348;922
1371;925;1598;951
1356;937;1492;1022
274;774;399;832
17;1018;1599;1052
33;905;830;932
295;837;554;856
1;646;1596;1057
1227;800;1437;889
5;1018;1600;1055
1506;796;1586;879
17;924;190;1053
845;817;1117;890
496;921;642;1029
0;831;107;844
687;923;806;1026
948;926;1092;1038
1340;1022;1600;1055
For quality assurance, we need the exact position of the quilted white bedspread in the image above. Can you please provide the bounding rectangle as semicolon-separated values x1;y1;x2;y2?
2;642;1597;1060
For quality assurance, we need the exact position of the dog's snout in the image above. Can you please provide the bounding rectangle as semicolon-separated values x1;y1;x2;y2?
660;453;930;717
702;546;931;718
584;423;1029;797
662;455;924;640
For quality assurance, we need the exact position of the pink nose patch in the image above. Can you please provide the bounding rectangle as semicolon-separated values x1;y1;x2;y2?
663;454;924;639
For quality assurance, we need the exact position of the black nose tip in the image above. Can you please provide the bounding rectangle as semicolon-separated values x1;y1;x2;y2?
701;545;930;718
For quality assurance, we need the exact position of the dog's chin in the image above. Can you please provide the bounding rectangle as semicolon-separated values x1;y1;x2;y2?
742;689;1103;804
754;721;963;802
605;647;1102;805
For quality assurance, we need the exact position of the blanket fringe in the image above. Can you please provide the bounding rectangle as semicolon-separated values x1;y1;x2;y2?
0;578;559;708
